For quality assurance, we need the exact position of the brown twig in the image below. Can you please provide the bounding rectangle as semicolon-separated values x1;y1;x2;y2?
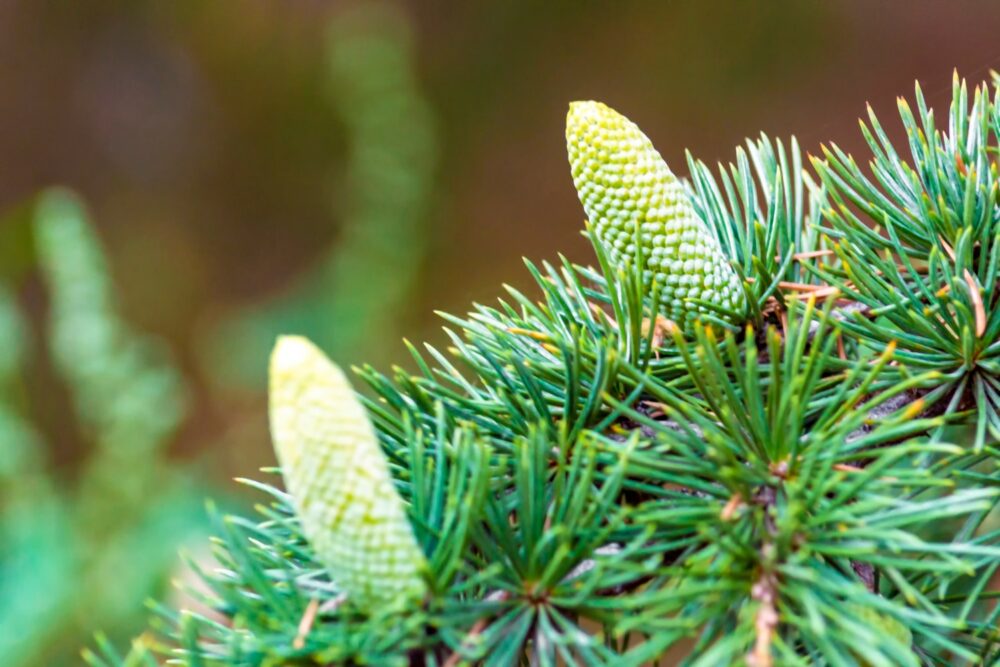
748;571;779;667
293;598;320;650
792;249;836;261
962;269;987;337
721;493;744;521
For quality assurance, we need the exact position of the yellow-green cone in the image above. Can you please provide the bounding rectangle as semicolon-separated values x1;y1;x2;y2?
566;101;746;328
269;335;427;610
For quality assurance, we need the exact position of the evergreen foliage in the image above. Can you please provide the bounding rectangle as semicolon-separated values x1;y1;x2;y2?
94;75;1000;666
0;191;208;666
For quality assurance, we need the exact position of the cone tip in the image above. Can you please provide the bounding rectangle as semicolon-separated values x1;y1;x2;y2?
271;335;326;373
568;100;608;121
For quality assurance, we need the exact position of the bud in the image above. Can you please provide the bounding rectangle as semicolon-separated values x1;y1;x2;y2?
566;101;746;328
269;336;426;610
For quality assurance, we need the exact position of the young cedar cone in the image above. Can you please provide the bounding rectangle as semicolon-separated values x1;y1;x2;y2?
269;335;427;610
566;100;746;329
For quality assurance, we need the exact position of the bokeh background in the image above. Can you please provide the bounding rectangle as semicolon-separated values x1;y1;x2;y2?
2;1;1000;664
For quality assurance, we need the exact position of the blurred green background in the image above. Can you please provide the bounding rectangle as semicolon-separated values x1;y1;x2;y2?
2;1;1000;664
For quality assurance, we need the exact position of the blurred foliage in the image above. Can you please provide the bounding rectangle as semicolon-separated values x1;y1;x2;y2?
0;191;208;667
204;2;438;385
0;7;438;665
0;6;438;664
